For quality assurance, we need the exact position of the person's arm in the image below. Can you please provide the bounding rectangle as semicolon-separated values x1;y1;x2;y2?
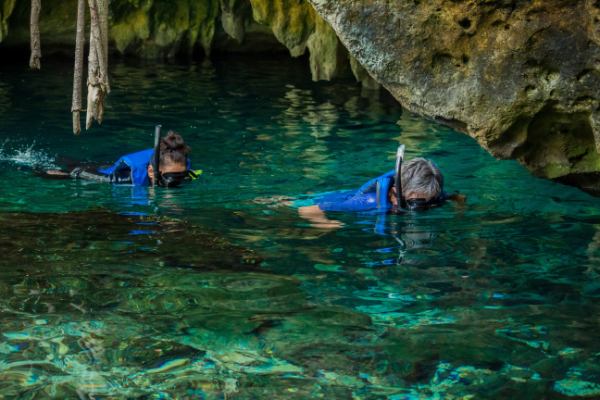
70;167;111;182
298;205;343;229
37;167;110;182
36;169;71;179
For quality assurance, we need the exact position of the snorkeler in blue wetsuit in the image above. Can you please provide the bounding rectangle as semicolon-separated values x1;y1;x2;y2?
44;128;200;188
297;145;454;228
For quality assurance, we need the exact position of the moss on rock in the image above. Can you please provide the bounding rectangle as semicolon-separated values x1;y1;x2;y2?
220;0;250;43
349;55;379;91
249;0;315;57
1;0;371;82
306;12;345;81
111;2;151;53
1;0;376;84
0;0;16;43
110;0;220;58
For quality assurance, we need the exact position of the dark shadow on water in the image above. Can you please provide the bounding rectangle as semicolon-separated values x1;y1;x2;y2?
0;209;261;273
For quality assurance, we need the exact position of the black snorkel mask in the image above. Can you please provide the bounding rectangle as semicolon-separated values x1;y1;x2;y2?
392;144;446;213
152;124;191;188
157;171;188;188
403;196;446;211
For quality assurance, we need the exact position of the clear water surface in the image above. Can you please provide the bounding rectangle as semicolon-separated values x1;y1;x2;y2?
0;56;599;398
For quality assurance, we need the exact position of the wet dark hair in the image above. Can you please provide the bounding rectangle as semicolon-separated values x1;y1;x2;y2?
159;131;190;167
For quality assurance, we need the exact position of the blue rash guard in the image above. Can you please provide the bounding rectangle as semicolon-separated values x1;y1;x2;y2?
97;148;192;186
311;170;396;213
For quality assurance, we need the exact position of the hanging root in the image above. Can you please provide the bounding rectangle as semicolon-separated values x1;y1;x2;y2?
97;0;110;93
85;0;109;130
29;0;42;70
71;0;86;135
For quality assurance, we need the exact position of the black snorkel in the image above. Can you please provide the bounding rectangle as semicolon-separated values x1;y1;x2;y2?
152;124;161;187
392;144;449;212
152;124;192;188
393;144;406;214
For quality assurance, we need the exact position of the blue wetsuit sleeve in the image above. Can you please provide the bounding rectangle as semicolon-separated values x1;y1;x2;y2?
316;190;378;212
315;170;396;212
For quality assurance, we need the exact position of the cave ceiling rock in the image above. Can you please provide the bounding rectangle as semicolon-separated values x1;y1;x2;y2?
309;0;600;193
0;0;378;87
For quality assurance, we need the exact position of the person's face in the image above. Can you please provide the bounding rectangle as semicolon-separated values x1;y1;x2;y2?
390;187;434;205
147;162;187;185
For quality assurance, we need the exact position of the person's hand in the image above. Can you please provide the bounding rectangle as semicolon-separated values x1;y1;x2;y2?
298;205;344;230
253;195;293;207
45;169;70;177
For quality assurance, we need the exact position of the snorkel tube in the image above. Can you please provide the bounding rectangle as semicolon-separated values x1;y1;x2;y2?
393;144;406;214
152;124;161;187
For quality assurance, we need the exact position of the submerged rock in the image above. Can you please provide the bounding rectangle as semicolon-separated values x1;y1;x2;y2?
554;378;600;397
0;209;261;271
309;0;600;194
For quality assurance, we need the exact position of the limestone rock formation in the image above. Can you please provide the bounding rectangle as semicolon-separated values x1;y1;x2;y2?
0;0;377;87
309;0;600;194
0;0;16;42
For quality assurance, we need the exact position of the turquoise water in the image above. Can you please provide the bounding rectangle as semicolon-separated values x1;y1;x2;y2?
1;56;600;398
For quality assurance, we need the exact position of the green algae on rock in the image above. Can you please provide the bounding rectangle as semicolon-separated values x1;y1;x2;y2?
309;0;600;194
0;0;16;42
249;0;316;58
0;0;377;85
106;0;221;57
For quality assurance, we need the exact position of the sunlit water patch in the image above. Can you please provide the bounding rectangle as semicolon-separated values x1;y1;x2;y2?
0;55;599;398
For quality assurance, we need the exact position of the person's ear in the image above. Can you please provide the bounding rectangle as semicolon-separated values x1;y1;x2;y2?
148;164;154;181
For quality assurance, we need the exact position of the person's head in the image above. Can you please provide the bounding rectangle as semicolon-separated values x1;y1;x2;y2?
147;130;190;186
391;157;444;207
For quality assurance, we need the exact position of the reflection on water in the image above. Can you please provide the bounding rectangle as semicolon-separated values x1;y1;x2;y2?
0;55;600;397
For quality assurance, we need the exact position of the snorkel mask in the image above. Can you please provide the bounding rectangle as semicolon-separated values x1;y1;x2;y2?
393;144;446;213
403;196;446;211
157;171;188;187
